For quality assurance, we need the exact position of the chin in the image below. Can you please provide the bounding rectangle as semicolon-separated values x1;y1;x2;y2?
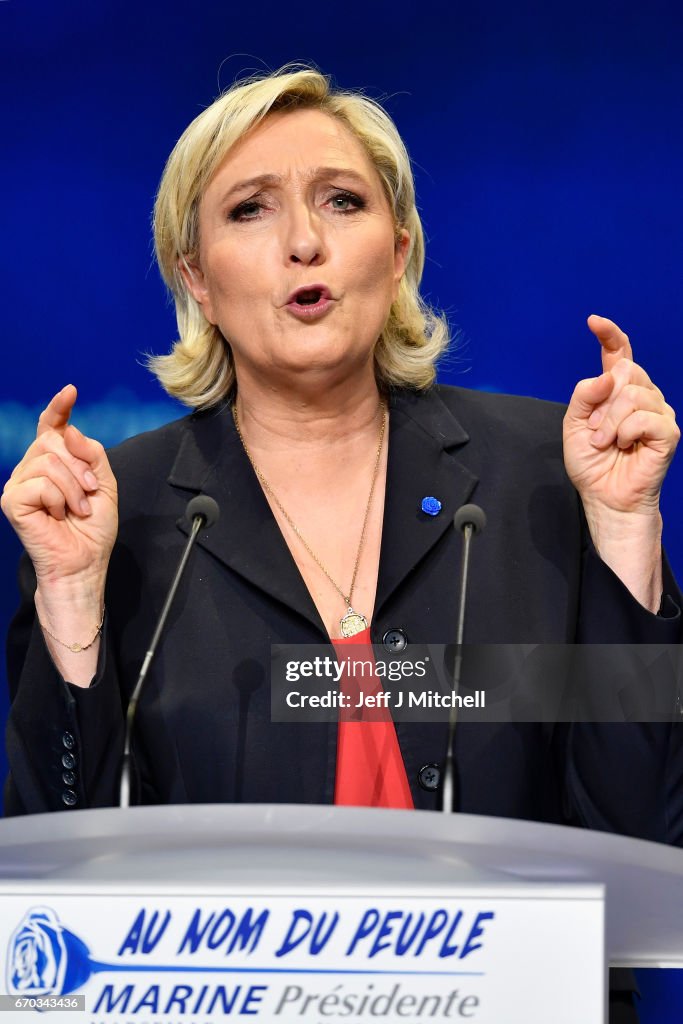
273;335;371;370
276;350;373;384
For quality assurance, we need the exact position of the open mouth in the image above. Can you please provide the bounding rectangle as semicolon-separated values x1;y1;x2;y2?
288;285;332;306
295;289;322;306
286;285;333;318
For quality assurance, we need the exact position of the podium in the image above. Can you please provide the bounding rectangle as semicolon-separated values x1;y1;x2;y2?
0;805;682;1023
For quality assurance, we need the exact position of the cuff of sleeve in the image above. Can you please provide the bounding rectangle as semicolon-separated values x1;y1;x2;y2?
10;615;122;810
579;542;681;643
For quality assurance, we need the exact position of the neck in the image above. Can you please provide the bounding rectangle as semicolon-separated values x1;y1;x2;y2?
233;366;385;452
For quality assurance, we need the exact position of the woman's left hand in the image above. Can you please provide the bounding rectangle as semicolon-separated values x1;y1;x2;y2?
564;315;679;514
563;315;680;610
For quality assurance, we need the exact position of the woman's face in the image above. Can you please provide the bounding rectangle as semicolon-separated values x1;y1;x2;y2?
183;108;409;391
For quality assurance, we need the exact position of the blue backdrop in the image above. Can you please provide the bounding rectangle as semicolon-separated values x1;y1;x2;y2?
2;2;682;1017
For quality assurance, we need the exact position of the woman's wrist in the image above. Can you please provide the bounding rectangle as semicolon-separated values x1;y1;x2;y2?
34;580;106;688
582;504;663;613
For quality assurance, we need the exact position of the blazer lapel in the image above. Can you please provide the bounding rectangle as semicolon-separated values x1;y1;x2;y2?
168;404;327;636
375;388;478;617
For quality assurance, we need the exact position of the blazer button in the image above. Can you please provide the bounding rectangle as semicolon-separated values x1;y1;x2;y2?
382;628;408;653
61;752;76;770
61;790;78;807
62;770;76;787
417;763;442;792
62;731;75;750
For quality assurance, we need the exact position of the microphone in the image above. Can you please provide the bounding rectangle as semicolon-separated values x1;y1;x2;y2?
119;495;220;808
453;503;486;534
185;494;220;529
441;503;486;814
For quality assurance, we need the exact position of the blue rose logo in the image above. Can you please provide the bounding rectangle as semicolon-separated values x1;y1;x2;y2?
7;908;92;996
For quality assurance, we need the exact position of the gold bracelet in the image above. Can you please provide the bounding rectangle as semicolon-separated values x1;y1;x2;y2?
39;607;105;653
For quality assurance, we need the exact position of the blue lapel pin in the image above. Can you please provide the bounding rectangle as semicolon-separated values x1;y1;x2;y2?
421;496;442;516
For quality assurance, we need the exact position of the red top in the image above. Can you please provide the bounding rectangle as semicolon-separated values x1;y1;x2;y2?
331;627;414;809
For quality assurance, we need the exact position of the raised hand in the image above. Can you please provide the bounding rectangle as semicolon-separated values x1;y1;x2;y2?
564;315;679;516
563;316;679;610
1;385;118;586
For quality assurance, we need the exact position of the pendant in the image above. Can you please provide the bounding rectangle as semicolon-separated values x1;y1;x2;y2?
340;607;368;638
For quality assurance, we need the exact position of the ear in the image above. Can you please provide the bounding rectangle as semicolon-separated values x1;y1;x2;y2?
178;257;217;324
392;229;410;297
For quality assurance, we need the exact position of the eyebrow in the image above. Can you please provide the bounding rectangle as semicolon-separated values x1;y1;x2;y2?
217;166;372;205
218;174;281;204
309;166;371;187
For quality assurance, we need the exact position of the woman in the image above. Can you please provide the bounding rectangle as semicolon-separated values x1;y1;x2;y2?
4;65;681;1023
2;66;681;822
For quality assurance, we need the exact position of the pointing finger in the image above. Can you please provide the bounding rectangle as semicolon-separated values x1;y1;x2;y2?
587;315;633;374
36;385;78;438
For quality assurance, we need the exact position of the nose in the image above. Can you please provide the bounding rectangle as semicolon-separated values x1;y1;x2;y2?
284;204;325;266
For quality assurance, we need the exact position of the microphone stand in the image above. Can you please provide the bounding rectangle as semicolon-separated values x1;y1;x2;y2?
441;504;486;813
119;496;219;808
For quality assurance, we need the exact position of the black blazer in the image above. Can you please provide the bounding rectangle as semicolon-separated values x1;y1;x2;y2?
6;385;683;843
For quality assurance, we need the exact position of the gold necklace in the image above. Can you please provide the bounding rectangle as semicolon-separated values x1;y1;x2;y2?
232;403;387;638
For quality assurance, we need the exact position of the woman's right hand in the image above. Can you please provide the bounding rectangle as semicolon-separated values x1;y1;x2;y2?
1;385;118;590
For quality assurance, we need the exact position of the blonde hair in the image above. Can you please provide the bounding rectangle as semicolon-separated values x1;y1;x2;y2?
151;65;449;408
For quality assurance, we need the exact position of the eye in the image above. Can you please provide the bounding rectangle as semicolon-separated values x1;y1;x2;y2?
327;190;366;213
228;198;266;222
